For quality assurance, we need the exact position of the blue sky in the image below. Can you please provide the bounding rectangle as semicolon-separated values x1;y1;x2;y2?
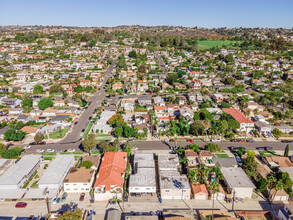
0;0;292;28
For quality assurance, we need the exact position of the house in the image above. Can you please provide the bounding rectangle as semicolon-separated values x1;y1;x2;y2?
64;167;95;193
255;121;272;134
8;108;23;116
137;96;152;106
212;94;224;103
209;185;226;201
191;184;208;200
154;106;169;122
268;189;289;202
199;151;215;167
21;126;40;136
42;108;59;117
51;115;69;124
112;83;123;90
184;149;200;168
1;98;21;108
223;108;254;133
129;154;156;196
221;167;255;199
17;115;32;123
263;156;293;168
153;96;165;106
121;98;136;111
94;152;127;201
93;110;115;134
278;203;293;220
158;154;191;200
271;124;293;134
214;157;238;168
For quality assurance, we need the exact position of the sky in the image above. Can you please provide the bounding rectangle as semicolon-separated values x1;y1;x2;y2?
0;0;292;28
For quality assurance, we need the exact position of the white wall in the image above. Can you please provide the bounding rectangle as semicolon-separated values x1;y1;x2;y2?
129;186;156;194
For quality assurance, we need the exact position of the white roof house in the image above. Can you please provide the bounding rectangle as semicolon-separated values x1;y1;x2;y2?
0;155;42;189
129;154;156;194
38;155;75;190
221;167;255;199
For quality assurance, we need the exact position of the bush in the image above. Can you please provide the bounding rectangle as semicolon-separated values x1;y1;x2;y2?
80;160;93;169
205;143;221;152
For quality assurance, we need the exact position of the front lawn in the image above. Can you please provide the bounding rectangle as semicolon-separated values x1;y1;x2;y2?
259;151;276;157
82;123;93;138
216;154;229;158
44;128;69;139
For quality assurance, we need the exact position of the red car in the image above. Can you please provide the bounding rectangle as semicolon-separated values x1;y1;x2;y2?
79;193;85;202
238;139;245;142
15;202;27;208
187;139;194;143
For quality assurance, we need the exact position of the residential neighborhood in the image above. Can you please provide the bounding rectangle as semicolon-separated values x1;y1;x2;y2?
0;23;292;220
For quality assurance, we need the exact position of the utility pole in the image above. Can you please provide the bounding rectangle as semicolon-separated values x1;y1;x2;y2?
232;190;235;211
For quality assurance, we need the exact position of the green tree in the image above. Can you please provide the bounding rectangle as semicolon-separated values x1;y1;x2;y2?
22;98;33;110
180;157;188;164
225;53;234;63
82;133;96;152
1;147;23;159
272;128;282;139
129;50;137;58
49;84;63;94
33;85;43;94
114;127;123;137
34;133;44;143
284;144;289;157
257;178;267;192
167;72;178;85
112;138;121;151
80;160;93;169
193;112;200;120
4;129;25;141
123;126;134;138
38;98;53;110
190;121;205;136
205;143;221;152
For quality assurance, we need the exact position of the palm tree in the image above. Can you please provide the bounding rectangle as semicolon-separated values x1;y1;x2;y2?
180;157;188;164
195;165;210;184
267;175;277;195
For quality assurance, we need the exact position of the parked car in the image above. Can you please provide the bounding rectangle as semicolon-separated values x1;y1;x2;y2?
24;145;31;149
15;202;27;208
256;147;266;151
55;149;63;153
46;149;55;153
238;139;245;142
79;193;85;202
235;156;243;166
281;140;292;143
67;149;75;153
39;141;46;145
246;139;255;142
30;142;37;145
187;139;194;142
61;193;67;202
36;149;44;153
230;139;238;142
258;146;273;151
211;139;220;142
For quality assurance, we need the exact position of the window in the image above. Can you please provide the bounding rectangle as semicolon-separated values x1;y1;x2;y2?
165;190;169;192
86;188;89;190
146;188;150;190
83;183;87;185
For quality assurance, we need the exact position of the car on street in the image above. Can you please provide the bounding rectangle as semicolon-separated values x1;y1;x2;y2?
230;139;238;142
229;147;246;151
24;145;31;149
66;149;75;153
169;139;174;142
46;149;55;153
186;139;194;142
211;139;220;142
61;192;67;202
238;139;245;142
36;149;44;153
15;202;27;208
39;141;46;145
30;142;38;145
256;146;273;151
55;149;63;153
281;140;293;143
79;193;85;201
246;139;255;142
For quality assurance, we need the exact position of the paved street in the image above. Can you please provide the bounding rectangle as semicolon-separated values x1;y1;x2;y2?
132;140;292;151
25;59;117;153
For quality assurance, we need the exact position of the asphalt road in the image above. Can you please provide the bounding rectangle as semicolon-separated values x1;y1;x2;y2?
155;52;166;71
26;59;118;153
132;140;292;151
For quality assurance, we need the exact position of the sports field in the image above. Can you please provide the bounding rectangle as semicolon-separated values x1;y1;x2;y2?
197;40;242;49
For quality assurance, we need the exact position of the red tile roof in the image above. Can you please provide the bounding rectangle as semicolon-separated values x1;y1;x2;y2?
192;184;208;195
94;152;127;191
223;108;253;124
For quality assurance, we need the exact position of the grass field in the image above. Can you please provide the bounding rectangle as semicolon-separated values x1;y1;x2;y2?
82;123;93;138
96;134;112;141
197;40;242;50
215;153;229;158
259;151;276;157
44;128;69;139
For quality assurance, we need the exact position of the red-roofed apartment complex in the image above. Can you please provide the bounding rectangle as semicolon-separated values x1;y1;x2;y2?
223;108;254;133
94;152;127;201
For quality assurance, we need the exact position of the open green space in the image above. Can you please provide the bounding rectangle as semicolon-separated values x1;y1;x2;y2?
96;134;112;141
197;40;242;50
215;153;229;158
259;151;276;157
44;128;69;139
82;123;93;138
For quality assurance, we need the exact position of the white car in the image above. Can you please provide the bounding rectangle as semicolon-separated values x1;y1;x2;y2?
46;149;55;153
36;149;44;153
211;139;220;142
67;149;75;153
24;145;31;149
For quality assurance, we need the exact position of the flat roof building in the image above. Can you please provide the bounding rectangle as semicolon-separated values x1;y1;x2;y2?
0;159;16;177
221;167;255;199
38;155;75;190
0;155;42;189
